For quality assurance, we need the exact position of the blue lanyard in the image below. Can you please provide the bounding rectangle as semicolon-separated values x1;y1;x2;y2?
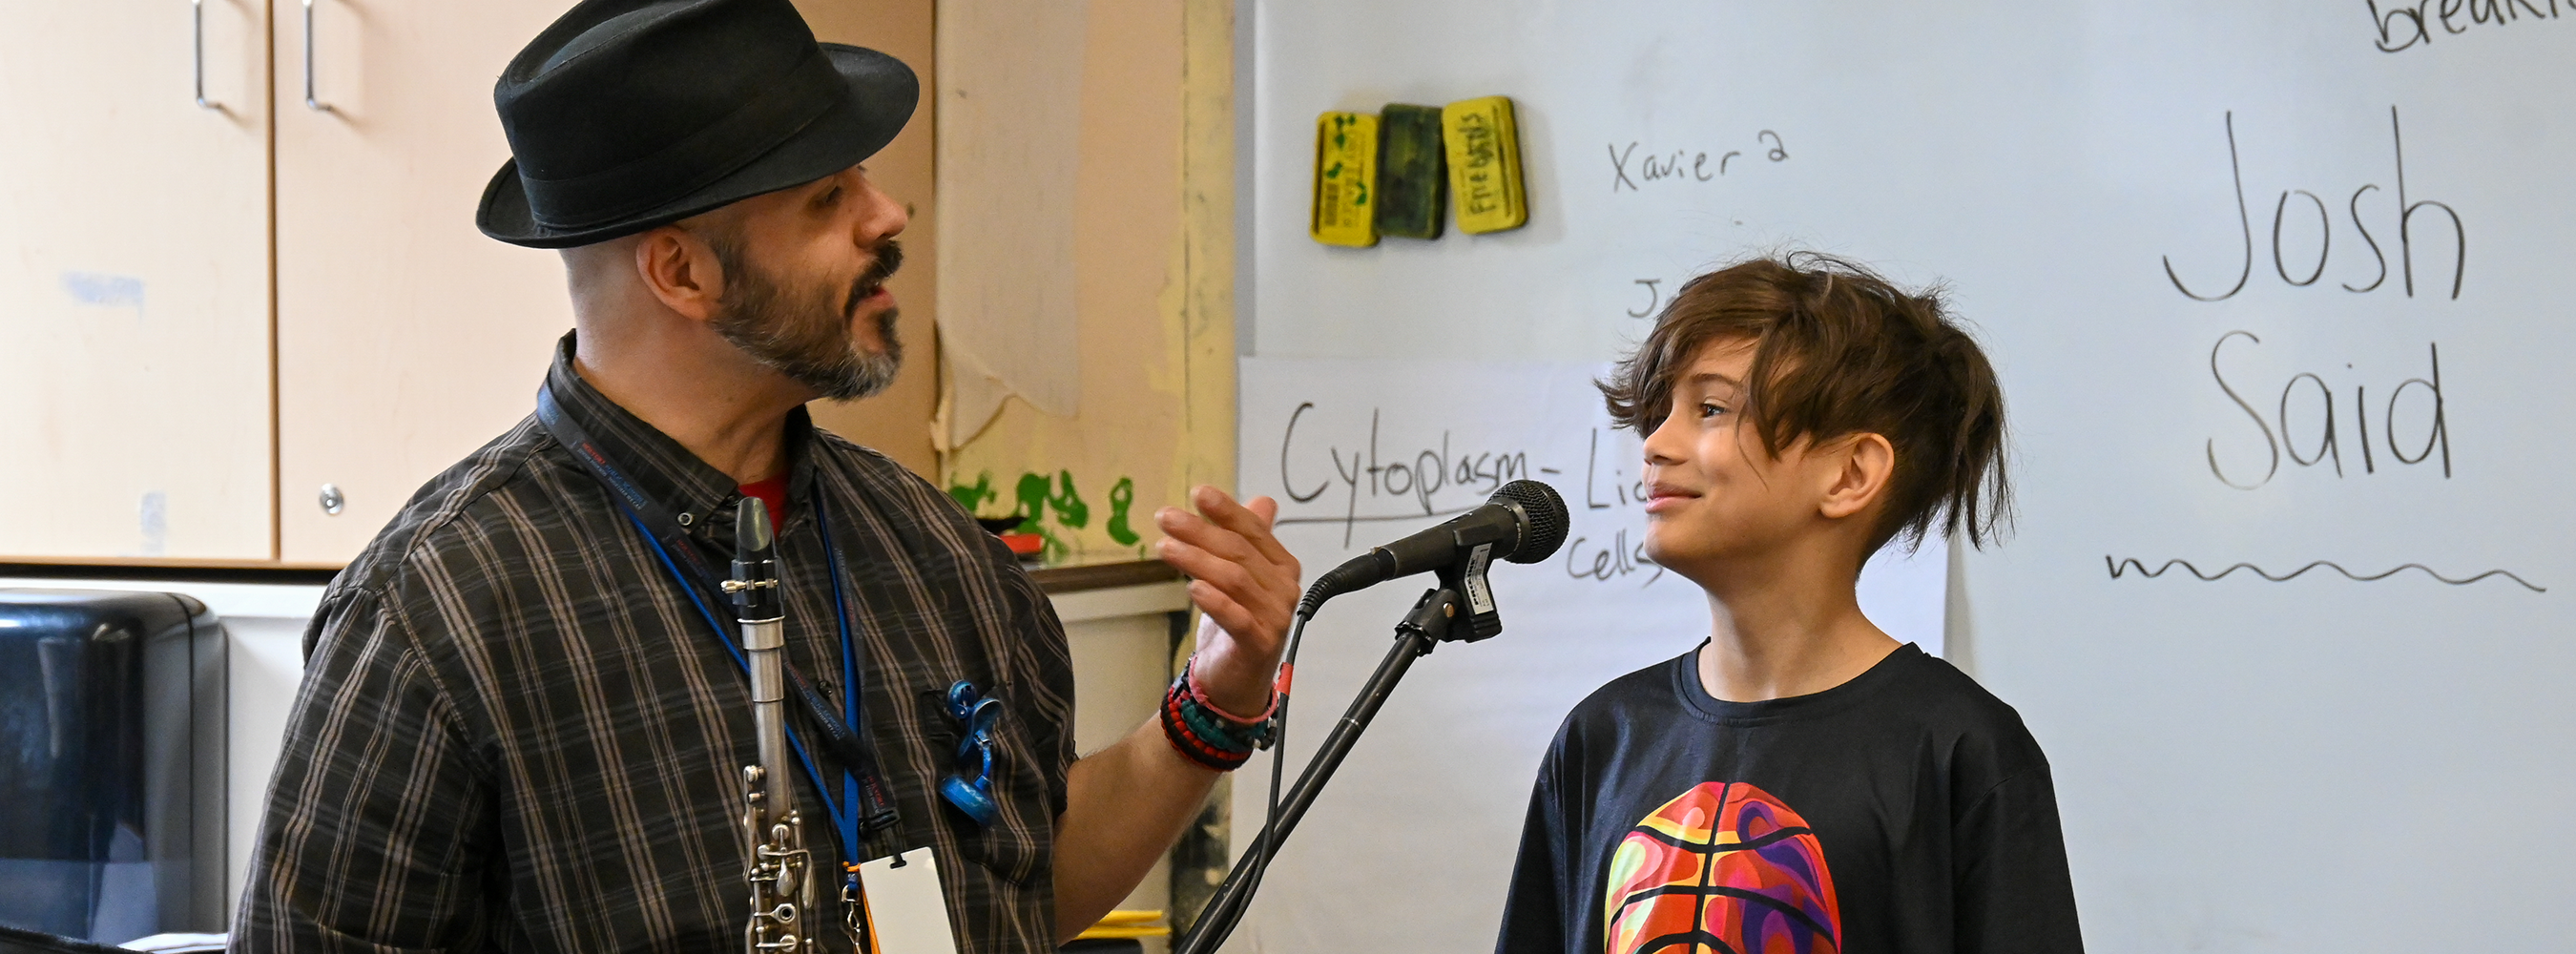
819;507;868;871
623;504;872;873
533;384;890;877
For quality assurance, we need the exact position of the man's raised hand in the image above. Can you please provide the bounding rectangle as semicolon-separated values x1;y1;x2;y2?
1153;486;1301;716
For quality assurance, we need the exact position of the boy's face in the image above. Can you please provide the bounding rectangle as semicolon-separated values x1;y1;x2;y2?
1637;338;1876;580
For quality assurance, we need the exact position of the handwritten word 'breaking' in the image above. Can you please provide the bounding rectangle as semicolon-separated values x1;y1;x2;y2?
2369;0;2567;52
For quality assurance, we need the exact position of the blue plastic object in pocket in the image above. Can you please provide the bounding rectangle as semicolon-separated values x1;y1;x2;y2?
939;681;1002;826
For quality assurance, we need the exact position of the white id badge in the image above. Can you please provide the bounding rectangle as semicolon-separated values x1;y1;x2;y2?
855;847;958;954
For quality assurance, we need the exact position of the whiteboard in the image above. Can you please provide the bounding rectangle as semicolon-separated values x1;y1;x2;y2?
1233;2;2576;951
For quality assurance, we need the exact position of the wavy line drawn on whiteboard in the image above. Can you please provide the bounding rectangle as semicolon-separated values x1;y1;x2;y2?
2105;556;2544;592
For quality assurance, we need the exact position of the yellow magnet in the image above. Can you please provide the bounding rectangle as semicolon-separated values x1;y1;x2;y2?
1311;111;1380;247
1441;95;1529;235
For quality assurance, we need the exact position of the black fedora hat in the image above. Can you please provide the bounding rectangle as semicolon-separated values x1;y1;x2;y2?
477;0;918;249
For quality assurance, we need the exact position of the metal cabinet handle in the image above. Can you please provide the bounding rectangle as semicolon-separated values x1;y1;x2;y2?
192;0;218;110
302;0;333;112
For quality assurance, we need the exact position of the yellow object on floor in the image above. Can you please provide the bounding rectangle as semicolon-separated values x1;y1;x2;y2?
1077;910;1172;940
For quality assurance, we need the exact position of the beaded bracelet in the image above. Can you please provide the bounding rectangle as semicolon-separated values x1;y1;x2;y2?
1159;658;1278;772
1162;681;1252;771
1177;691;1264;752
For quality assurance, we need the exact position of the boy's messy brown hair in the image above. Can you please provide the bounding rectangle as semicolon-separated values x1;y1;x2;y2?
1600;252;2011;552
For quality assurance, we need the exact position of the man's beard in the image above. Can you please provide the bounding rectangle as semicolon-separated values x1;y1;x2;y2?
707;238;904;401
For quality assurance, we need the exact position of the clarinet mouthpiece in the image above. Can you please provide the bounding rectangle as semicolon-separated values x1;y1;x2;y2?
736;496;775;557
730;497;780;618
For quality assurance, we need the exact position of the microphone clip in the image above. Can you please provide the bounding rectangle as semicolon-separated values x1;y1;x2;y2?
1433;541;1504;642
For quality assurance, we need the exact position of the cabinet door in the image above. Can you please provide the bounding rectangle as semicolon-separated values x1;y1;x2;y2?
273;0;583;563
0;0;275;561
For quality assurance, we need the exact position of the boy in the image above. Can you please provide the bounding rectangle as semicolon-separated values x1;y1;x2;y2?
1496;255;2082;953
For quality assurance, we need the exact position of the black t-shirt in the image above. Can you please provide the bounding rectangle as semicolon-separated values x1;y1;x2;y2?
1495;643;2083;954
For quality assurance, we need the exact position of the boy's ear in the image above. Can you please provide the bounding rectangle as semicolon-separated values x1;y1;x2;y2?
1817;432;1896;522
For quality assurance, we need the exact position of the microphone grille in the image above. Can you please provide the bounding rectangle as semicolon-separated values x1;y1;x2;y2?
1492;480;1569;564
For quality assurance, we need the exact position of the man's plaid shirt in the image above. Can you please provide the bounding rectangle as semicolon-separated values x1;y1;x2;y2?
236;335;1075;952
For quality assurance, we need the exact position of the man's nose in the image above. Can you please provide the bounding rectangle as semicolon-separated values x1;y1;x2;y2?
858;177;908;244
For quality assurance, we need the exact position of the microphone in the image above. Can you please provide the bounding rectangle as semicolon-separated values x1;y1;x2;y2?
1296;479;1568;639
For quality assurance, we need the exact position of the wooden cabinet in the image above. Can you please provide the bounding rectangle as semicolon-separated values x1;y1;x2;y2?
1;0;938;568
0;0;276;562
271;0;584;562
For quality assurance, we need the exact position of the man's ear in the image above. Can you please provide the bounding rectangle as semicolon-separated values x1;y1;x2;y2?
632;224;726;322
1817;431;1896;522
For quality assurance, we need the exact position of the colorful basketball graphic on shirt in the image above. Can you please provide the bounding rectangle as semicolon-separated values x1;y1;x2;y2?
1604;781;1841;954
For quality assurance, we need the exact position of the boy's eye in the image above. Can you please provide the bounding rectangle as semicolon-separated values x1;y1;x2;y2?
816;186;843;208
1698;402;1727;420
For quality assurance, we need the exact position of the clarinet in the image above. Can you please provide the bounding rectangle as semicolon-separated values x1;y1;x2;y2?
728;497;820;953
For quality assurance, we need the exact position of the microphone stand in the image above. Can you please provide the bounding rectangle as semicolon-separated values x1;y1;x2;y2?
1173;586;1464;954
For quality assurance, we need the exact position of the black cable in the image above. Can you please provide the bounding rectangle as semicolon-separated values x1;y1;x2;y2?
1215;608;1308;944
1245;610;1310;931
1184;608;1309;947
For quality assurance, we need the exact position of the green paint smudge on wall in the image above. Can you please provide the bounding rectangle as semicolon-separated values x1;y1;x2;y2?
947;471;999;513
1012;473;1051;533
1049;471;1091;529
1105;478;1139;546
948;468;1141;559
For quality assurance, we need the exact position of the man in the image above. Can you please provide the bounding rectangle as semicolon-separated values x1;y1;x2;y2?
235;1;1299;951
